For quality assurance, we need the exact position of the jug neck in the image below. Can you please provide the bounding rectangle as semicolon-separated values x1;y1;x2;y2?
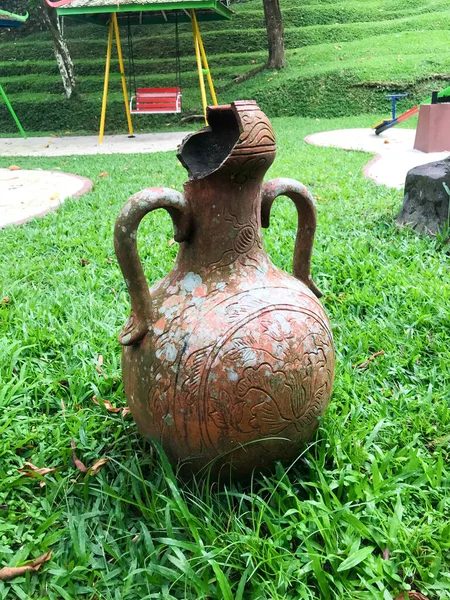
175;100;277;276
177;172;265;272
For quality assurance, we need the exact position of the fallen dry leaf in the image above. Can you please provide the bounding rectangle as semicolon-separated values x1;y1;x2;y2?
89;458;109;475
0;551;52;582
8;165;20;171
18;462;58;478
121;406;131;418
95;354;103;374
353;350;385;370
394;593;429;600
98;172;109;178
384;140;390;145
168;238;175;247
1;296;10;305
79;258;90;266
50;192;59;201
71;438;88;473
92;395;121;413
106;257;114;263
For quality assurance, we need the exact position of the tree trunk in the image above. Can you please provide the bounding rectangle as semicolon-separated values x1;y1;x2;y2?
39;0;76;98
262;0;286;69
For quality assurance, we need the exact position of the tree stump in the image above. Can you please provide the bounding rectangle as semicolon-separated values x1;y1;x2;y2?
397;157;450;234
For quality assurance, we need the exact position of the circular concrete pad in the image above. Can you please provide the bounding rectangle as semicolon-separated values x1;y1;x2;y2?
0;168;93;228
305;128;450;188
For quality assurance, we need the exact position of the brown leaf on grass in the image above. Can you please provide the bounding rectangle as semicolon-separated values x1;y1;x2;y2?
70;439;108;476
168;238;175;247
92;395;121;413
121;406;131;418
79;258;90;266
95;354;103;374
89;458;109;475
106;257;114;263
0;551;52;582
1;296;10;305
394;593;429;600
98;172;109;178
8;165;21;171
353;350;385;370
18;462;58;478
71;438;88;473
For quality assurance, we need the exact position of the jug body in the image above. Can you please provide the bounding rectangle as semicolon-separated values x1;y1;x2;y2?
114;101;335;476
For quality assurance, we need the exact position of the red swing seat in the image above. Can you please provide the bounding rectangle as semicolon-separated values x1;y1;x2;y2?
130;87;182;114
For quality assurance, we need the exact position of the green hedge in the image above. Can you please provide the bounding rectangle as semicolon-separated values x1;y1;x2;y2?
2;11;449;62
1;65;252;94
1;68;443;133
0;53;263;78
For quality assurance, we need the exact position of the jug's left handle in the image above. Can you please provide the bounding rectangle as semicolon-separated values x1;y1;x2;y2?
261;177;322;298
114;187;192;346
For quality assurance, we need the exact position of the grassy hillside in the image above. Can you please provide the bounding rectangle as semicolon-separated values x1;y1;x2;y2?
1;0;450;133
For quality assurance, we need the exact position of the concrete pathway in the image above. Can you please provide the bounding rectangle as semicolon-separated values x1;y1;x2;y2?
0;168;92;228
305;128;450;188
0;131;190;157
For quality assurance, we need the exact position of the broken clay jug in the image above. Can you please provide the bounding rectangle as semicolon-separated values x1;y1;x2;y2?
114;100;335;476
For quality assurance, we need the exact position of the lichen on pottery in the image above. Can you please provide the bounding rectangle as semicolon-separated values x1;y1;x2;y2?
114;100;335;477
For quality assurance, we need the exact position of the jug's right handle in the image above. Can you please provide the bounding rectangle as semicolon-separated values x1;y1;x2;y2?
114;187;192;346
261;177;322;298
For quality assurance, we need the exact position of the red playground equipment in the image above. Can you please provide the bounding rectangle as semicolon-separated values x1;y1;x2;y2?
373;85;450;135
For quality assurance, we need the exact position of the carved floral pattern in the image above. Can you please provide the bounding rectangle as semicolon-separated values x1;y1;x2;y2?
204;311;332;441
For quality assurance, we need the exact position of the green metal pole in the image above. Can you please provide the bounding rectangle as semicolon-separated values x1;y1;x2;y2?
0;82;26;138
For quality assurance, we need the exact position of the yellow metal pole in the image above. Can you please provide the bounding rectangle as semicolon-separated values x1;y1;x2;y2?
190;10;208;123
191;11;218;106
99;18;113;144
112;13;134;137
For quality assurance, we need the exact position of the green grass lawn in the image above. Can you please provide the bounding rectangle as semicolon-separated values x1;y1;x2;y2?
0;116;449;599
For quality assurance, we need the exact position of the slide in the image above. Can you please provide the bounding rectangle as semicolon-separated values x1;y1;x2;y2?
373;85;450;135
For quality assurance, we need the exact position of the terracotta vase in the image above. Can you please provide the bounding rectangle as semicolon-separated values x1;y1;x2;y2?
114;100;335;477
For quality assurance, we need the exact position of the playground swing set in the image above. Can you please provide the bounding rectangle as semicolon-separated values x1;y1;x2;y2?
47;0;232;142
126;14;182;116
